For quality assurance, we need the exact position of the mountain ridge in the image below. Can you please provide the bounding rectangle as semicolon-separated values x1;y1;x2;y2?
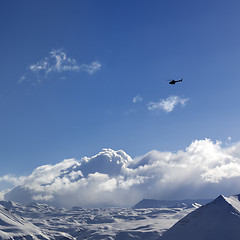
133;198;211;209
0;203;51;240
160;194;240;240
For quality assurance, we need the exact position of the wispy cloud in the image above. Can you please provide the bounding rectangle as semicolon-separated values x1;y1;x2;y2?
79;61;102;74
19;49;101;83
3;140;240;208
133;95;143;103
148;95;188;112
18;75;26;84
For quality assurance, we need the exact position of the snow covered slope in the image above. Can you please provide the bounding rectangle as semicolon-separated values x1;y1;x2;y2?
0;200;198;239
0;203;50;240
160;194;240;240
3;195;239;240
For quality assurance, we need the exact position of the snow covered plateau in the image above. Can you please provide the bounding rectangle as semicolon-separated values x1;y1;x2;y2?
0;198;207;239
1;195;240;239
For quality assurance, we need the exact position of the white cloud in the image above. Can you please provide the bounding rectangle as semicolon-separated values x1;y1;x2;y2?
0;175;21;185
148;95;188;112
133;95;143;103
20;49;101;83
18;75;26;84
80;61;102;74
3;140;240;208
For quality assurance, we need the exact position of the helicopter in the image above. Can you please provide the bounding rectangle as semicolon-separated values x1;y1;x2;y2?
168;78;183;85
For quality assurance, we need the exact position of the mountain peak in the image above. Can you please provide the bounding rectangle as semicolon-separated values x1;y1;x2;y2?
161;194;240;240
210;194;228;205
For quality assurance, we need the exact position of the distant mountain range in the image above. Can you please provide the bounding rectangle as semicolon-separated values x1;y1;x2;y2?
133;198;211;209
0;195;240;239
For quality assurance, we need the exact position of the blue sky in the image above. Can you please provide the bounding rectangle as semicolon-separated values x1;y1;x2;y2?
1;0;240;180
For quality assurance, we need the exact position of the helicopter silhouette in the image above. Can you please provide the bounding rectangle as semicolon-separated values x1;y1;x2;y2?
168;78;183;85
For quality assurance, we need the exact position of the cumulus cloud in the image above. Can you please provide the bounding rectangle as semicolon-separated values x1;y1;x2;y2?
148;95;188;112
19;49;101;83
3;140;240;208
133;95;143;103
0;175;22;185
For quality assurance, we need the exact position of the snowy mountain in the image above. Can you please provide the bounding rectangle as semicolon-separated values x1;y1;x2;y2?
0;202;51;240
1;195;239;240
160;194;240;240
0;200;198;239
133;199;211;209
